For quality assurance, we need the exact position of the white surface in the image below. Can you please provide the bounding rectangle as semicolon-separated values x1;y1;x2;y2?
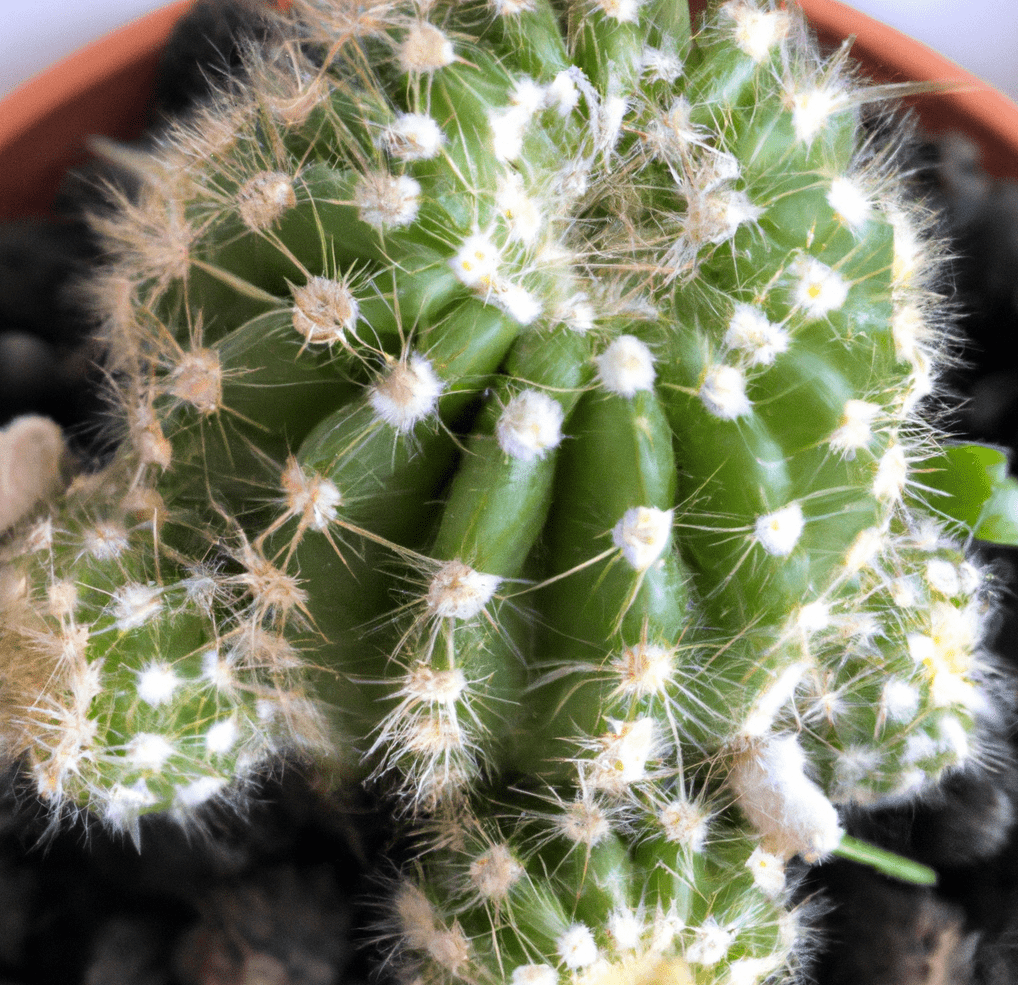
1;0;169;99
0;1;1016;102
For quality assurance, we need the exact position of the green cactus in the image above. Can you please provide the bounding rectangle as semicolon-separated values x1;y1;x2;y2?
0;0;1004;980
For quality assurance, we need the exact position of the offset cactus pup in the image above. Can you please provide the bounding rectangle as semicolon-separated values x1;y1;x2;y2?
3;1;1018;983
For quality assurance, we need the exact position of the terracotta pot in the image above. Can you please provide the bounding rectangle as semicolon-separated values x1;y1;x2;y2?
2;0;1017;221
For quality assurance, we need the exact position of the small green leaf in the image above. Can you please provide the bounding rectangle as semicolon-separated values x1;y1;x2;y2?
834;835;937;886
920;443;1018;545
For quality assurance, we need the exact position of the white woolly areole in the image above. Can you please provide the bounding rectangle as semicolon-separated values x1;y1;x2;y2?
450;233;500;288
426;560;501;620
559;798;610;846
829;399;880;457
641;46;683;84
659;799;710;852
496;390;564;461
369;353;444;432
607;908;644;951
686;918;735;966
496;173;543;244
399;23;455;74
282;459;342;532
104;780;157;831
747;847;787;897
136;663;179;707
557;924;598;969
469;844;523;900
355;172;421;229
790;88;845;145
113;583;163;632
511;75;546;115
492;280;543;325
405;663;467;705
511;965;557;985
684;189;762;248
723;2;790;62
168;348;222;416
793;256;850;318
128;733;175;771
874;441;908;502
590;717;656;793
612;507;673;571
380;112;444;160
490;105;532;161
926;559;962;597
727;957;784;985
889;208;923;286
292;276;360;344
699;364;751;419
612;641;674;699
798;601;831;634
548;70;580;116
827;176;872;232
595;0;641;22
730;735;844;861
843;526;884;575
725;304;789;366
743;662;807;737
175;776;228;809
236;171;296;230
596;335;656;396
205;718;239;755
755;503;804;557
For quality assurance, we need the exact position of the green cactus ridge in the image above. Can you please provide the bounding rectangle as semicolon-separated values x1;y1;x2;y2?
0;0;999;980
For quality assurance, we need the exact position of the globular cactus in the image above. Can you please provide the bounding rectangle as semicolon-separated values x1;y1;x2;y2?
0;0;1006;980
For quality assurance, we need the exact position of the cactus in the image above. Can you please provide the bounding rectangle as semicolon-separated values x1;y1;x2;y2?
0;0;1007;980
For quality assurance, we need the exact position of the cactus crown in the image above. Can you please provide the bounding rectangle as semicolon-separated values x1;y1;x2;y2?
0;0;1001;982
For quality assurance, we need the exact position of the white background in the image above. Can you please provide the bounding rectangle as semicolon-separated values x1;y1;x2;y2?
1;1;1017;102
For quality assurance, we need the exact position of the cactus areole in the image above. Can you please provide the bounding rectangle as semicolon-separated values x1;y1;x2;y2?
0;1;1000;981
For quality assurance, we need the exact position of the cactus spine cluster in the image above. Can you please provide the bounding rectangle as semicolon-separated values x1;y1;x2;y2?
0;0;1004;980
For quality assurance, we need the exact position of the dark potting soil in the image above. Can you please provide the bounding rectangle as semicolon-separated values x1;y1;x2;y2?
3;3;1018;983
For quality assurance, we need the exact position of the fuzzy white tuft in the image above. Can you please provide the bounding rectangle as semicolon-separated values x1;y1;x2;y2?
450;233;500;289
699;364;751;419
596;335;656;396
658;799;710;852
730;735;844;861
136;663;179;707
746;846;786;897
829;399;880;457
686;918;735;966
426;560;501;620
512;966;557;985
496;390;564;461
827;176;872;232
369;354;444;432
379;112;445;160
612;507;672;571
399;23;455;73
469;844;523;901
557;924;598;969
205;718;239;755
589;717;656;793
792;256;849;318
112;583;163;632
723;2;790;62
754;503;804;557
725;304;789;366
127;733;175;771
355;172;421;229
292;276;360;345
